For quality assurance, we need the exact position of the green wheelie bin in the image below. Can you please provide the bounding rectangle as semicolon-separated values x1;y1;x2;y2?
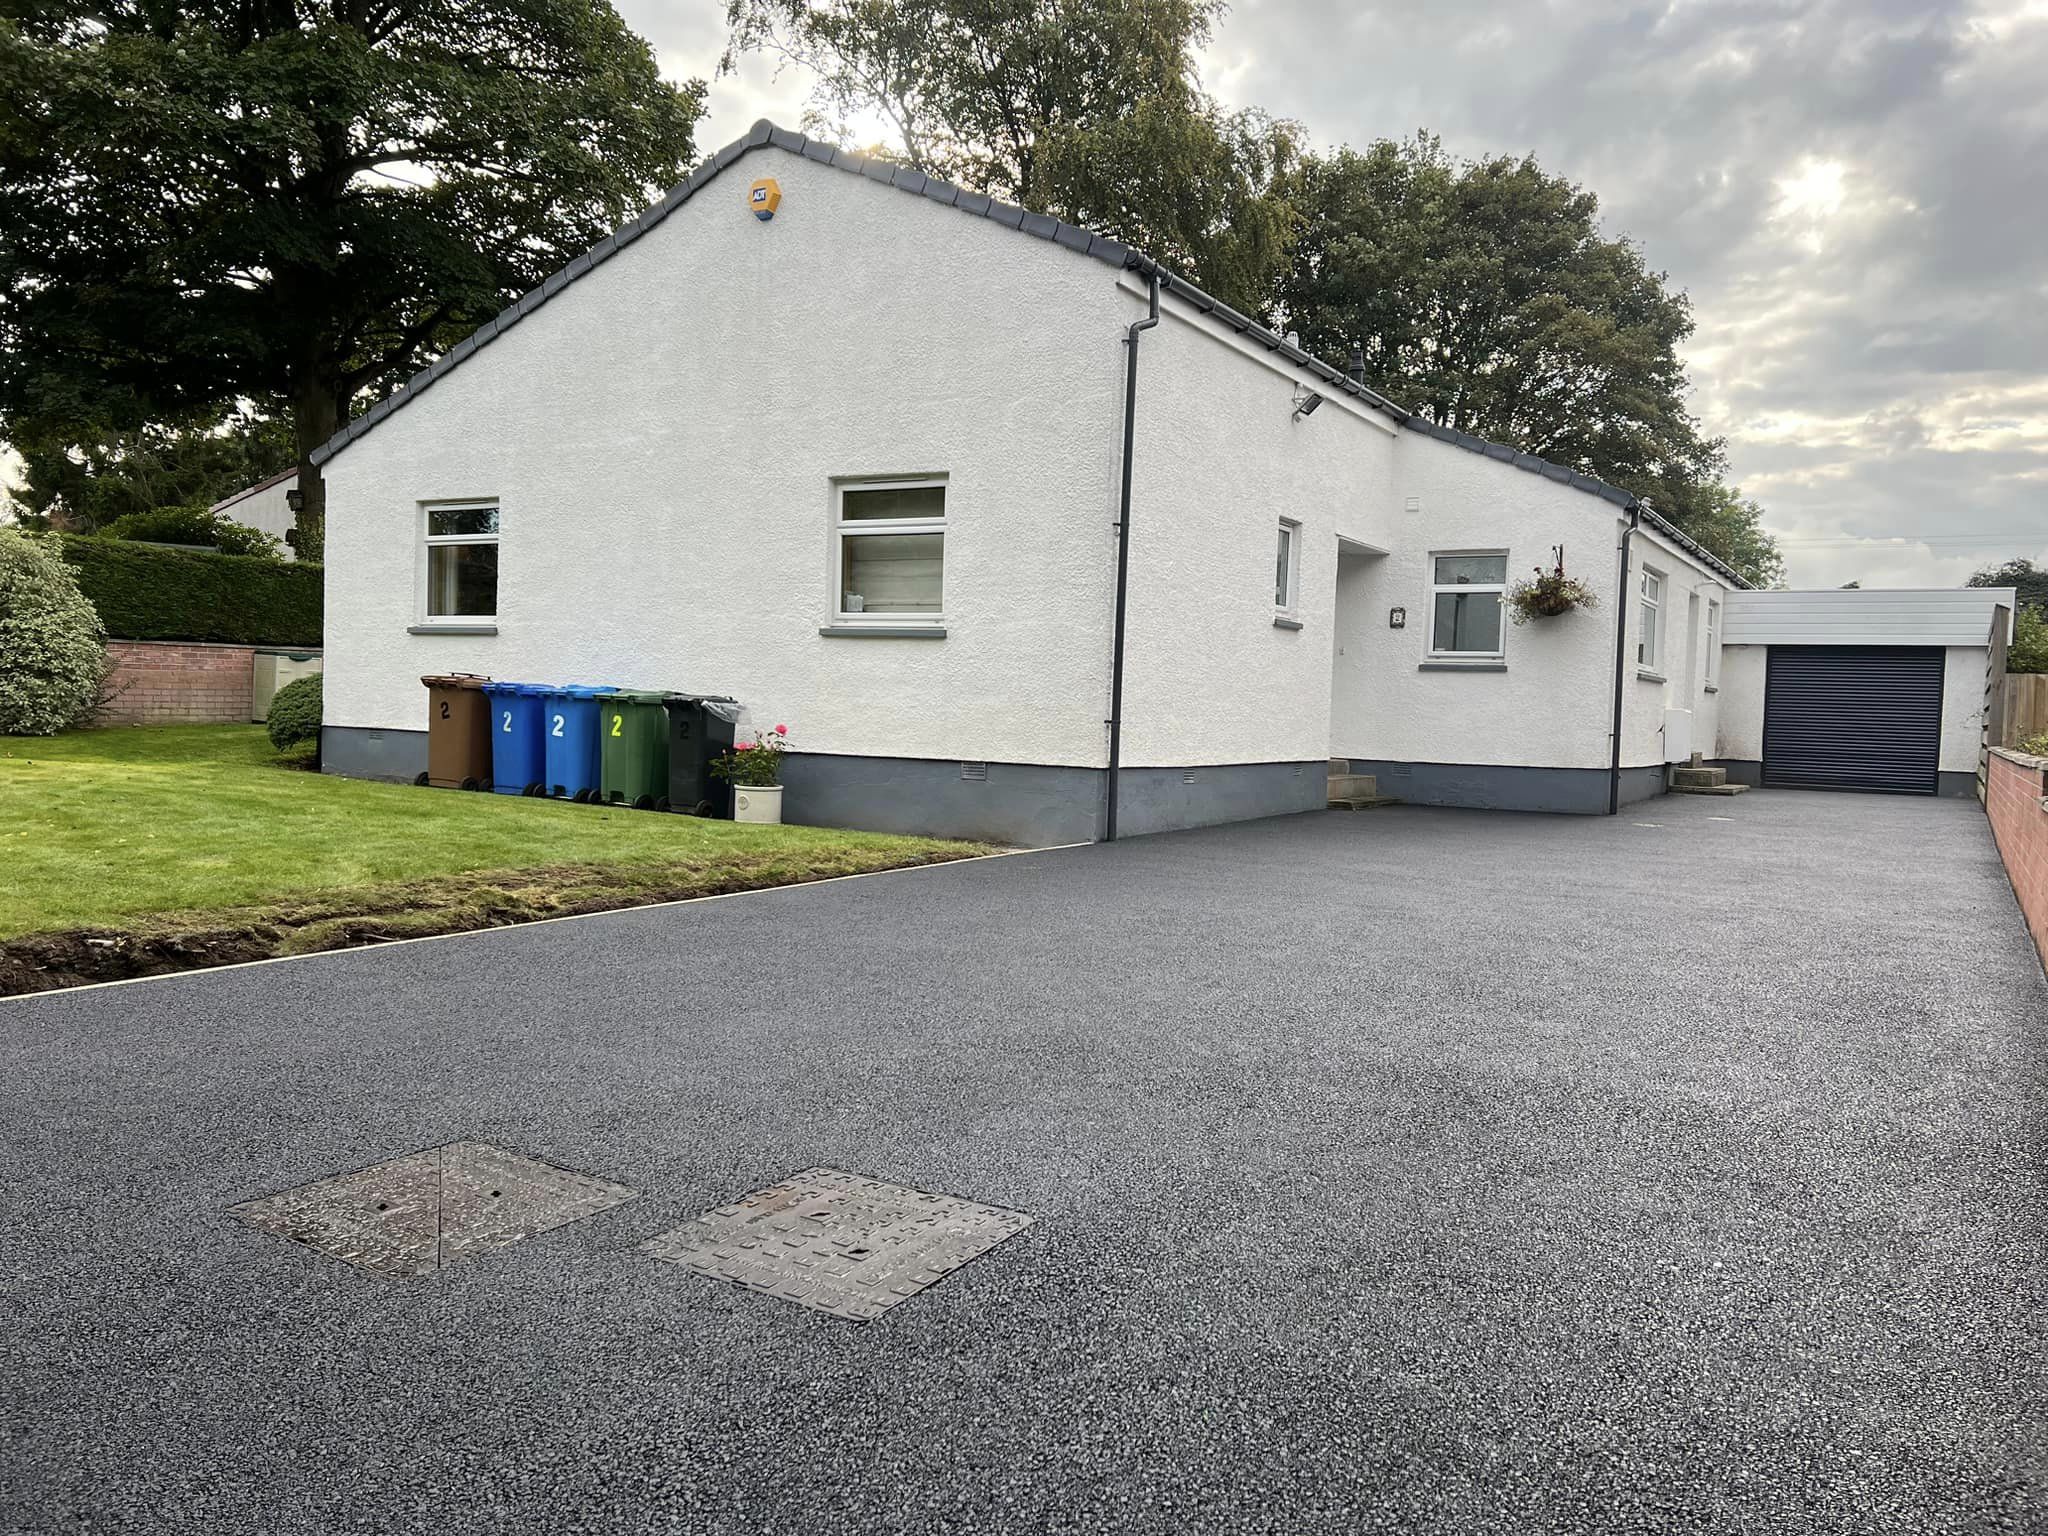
598;690;671;809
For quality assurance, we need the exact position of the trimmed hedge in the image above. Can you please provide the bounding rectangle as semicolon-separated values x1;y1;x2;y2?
56;535;321;646
266;672;322;751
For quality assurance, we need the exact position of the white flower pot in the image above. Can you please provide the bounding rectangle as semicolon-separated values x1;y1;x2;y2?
732;784;784;824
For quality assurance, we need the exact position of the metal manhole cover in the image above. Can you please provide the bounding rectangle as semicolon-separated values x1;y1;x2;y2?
230;1141;637;1278
643;1167;1034;1321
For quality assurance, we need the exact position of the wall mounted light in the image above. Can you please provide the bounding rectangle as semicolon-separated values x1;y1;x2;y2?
1292;387;1324;421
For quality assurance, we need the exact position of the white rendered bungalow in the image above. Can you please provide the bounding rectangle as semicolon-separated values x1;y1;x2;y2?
314;121;2006;845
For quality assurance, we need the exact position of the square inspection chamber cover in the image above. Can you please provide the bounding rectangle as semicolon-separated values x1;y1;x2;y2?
229;1140;638;1278
643;1167;1034;1321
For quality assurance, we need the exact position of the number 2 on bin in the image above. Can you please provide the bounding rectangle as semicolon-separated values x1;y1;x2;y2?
501;711;511;732
550;714;564;737
610;714;622;737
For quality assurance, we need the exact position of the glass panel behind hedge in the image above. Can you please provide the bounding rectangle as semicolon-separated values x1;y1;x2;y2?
428;505;500;538
428;544;498;616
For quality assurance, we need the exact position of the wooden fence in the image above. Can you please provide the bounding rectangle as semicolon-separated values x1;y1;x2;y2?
2003;673;2048;748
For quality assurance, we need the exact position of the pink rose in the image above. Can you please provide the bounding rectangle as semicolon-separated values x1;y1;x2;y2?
774;724;788;736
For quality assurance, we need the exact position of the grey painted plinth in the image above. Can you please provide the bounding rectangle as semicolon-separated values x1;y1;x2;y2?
1341;759;1666;815
324;724;428;782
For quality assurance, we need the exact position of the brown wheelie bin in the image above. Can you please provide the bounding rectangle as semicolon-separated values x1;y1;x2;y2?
419;674;494;789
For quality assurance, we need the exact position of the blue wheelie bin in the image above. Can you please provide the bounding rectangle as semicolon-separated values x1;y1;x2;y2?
541;685;610;802
482;682;549;796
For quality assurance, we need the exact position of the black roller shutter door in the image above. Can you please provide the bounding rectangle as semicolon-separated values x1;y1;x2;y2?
1763;645;1944;794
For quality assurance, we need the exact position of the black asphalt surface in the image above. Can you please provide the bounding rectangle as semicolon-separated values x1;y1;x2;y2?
3;791;2043;1534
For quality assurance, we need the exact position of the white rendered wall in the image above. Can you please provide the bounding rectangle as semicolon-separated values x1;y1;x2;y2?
1116;282;1398;768
323;148;1127;767
1941;646;1991;772
1328;438;1730;771
1715;646;1767;761
1726;587;2015;646
217;476;299;558
1623;525;1732;767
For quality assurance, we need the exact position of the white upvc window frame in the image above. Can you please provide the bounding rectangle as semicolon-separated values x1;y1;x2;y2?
1704;596;1721;687
419;498;500;625
1426;548;1509;660
1638;566;1665;673
1275;517;1302;616
832;475;947;626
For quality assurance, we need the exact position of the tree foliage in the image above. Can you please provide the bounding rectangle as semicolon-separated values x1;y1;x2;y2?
1273;135;1781;586
266;673;324;751
99;504;285;561
0;0;706;558
722;0;1298;312
1968;558;2048;611
0;529;106;735
6;409;293;532
2007;605;2048;675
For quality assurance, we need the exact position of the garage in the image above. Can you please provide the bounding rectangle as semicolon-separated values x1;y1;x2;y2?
1715;587;2016;801
1762;645;1945;794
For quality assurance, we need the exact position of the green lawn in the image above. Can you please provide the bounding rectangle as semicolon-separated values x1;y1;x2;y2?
0;726;980;941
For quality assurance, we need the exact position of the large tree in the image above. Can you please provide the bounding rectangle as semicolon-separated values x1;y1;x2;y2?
0;1;705;559
1274;135;1780;585
7;407;294;531
722;0;1298;313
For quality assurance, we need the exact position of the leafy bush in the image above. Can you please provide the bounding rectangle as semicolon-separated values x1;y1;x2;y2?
99;503;283;560
266;673;322;752
2007;605;2047;675
58;536;320;645
0;530;107;735
2018;729;2048;757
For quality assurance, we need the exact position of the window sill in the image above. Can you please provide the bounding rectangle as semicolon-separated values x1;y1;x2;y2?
1419;659;1506;672
819;624;947;639
1273;615;1303;631
409;622;498;636
1636;667;1667;682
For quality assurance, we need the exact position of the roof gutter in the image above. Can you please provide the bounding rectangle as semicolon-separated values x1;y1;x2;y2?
1104;270;1160;843
1608;503;1643;816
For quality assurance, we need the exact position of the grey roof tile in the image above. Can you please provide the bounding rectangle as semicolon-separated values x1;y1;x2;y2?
1019;210;1058;240
922;180;961;207
986;200;1027;229
894;169;929;195
744;119;773;148
801;139;834;163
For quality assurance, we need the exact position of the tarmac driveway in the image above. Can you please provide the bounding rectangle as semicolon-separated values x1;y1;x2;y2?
2;791;2043;1535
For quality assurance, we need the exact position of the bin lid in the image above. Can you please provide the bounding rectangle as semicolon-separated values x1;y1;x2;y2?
543;684;613;699
420;673;490;690
606;689;672;705
481;681;553;696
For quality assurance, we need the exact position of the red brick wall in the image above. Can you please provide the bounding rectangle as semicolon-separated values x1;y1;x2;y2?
99;640;254;726
1986;748;2048;970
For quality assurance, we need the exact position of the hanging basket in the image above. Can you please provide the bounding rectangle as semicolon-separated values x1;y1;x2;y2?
1505;546;1599;625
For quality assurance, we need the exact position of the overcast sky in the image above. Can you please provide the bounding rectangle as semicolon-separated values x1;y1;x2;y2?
623;0;2048;589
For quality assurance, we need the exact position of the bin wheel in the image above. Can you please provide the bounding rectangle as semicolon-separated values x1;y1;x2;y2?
460;776;480;791
654;796;671;813
523;782;542;796
414;771;430;787
632;794;655;811
572;788;592;803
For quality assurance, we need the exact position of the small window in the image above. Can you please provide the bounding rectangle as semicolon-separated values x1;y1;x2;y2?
1275;518;1301;612
1705;598;1721;684
1427;551;1507;657
423;501;499;620
1639;568;1665;670
836;479;944;619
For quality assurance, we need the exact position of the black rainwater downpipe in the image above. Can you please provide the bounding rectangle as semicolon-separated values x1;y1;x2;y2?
1607;503;1643;815
1105;269;1161;842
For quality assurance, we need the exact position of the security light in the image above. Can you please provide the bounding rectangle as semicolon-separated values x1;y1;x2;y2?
1292;388;1324;421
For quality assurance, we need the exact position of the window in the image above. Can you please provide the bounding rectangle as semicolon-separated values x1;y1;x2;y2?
1638;568;1664;671
1427;551;1507;657
1275;518;1301;612
836;479;944;619
423;502;499;620
1705;598;1721;685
